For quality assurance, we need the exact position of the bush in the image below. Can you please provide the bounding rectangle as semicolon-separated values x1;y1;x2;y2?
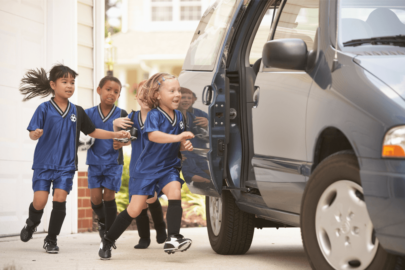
116;155;206;220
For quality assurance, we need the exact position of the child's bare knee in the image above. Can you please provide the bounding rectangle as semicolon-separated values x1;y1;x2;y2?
127;203;142;218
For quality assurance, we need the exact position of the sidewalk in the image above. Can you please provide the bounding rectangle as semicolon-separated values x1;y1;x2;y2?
0;227;310;270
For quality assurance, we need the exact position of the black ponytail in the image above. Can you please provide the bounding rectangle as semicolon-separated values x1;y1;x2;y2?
19;64;78;101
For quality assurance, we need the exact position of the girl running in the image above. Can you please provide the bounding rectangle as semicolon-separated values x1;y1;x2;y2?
98;73;194;259
84;76;129;239
19;65;130;254
114;80;167;249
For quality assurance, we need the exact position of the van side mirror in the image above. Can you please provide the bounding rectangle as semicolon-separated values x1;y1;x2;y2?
262;39;307;70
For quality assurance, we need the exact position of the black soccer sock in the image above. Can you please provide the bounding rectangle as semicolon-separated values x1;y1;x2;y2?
166;200;182;236
47;201;66;241
29;203;43;225
91;201;105;224
148;199;167;243
105;209;133;242
104;199;117;231
134;209;151;249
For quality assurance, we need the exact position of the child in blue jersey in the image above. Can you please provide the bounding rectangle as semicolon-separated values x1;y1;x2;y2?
99;73;194;259
113;80;167;249
85;76;129;239
19;65;130;254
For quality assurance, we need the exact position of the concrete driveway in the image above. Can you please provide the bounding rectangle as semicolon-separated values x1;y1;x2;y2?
0;227;310;270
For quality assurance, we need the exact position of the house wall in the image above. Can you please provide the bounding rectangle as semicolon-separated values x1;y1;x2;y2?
0;0;104;236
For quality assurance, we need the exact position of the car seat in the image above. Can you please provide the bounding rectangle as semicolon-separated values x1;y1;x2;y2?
366;8;405;37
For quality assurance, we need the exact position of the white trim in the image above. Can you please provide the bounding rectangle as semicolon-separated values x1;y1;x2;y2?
62;102;72;118
93;0;104;106
157;106;177;126
50;99;63;115
98;104;117;122
138;111;144;129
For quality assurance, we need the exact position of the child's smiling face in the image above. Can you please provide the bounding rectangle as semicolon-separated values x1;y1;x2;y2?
51;74;75;100
97;80;121;106
180;93;193;111
157;79;181;110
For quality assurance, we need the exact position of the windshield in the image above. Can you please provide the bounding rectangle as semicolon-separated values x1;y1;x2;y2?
339;0;405;46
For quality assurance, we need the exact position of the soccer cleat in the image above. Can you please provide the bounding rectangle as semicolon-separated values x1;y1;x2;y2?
98;221;106;240
99;236;116;260
163;234;192;254
20;219;39;242
43;237;59;254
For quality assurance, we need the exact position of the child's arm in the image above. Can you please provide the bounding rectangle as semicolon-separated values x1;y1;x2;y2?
89;129;130;140
148;131;194;144
29;129;43;140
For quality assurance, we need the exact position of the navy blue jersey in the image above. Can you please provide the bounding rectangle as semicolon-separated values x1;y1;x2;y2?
85;104;128;165
27;98;96;171
134;107;185;178
128;111;144;178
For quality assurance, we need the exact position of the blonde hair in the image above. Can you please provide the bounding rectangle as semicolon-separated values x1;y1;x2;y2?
135;80;147;97
140;73;176;109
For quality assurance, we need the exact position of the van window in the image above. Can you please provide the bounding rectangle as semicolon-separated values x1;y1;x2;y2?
273;0;319;50
249;6;279;65
183;0;239;71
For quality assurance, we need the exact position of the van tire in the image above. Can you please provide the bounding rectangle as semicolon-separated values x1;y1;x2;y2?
301;151;402;270
206;191;255;255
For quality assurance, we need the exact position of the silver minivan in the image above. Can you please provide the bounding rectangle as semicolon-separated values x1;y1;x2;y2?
179;0;405;269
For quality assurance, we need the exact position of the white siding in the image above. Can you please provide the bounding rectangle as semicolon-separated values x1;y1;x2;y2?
77;0;94;111
77;0;95;173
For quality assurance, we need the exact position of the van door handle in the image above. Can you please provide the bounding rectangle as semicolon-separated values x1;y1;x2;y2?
253;86;260;108
202;85;213;105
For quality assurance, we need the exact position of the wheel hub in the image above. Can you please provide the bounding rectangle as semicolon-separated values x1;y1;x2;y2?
315;180;378;269
209;196;222;236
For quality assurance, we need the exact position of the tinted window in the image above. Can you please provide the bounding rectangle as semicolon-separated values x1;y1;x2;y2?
339;0;405;44
183;0;239;71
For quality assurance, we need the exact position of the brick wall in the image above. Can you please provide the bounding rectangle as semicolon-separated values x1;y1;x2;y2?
77;172;93;232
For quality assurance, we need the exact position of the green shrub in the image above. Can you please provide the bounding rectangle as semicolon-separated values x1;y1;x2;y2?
116;155;130;212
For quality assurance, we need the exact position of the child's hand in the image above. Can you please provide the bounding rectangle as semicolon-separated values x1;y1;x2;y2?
113;117;133;129
30;129;43;140
180;140;193;152
115;130;131;139
178;131;195;142
193;117;208;128
113;141;124;150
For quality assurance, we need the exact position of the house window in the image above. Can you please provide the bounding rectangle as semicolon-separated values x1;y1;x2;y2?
151;0;173;21
180;0;202;21
151;0;202;22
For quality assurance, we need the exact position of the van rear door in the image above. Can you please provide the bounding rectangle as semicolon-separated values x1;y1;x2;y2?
179;0;248;197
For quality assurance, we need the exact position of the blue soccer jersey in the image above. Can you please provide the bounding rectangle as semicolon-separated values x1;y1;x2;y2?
128;110;144;178
85;104;128;165
134;107;185;178
27;98;96;171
